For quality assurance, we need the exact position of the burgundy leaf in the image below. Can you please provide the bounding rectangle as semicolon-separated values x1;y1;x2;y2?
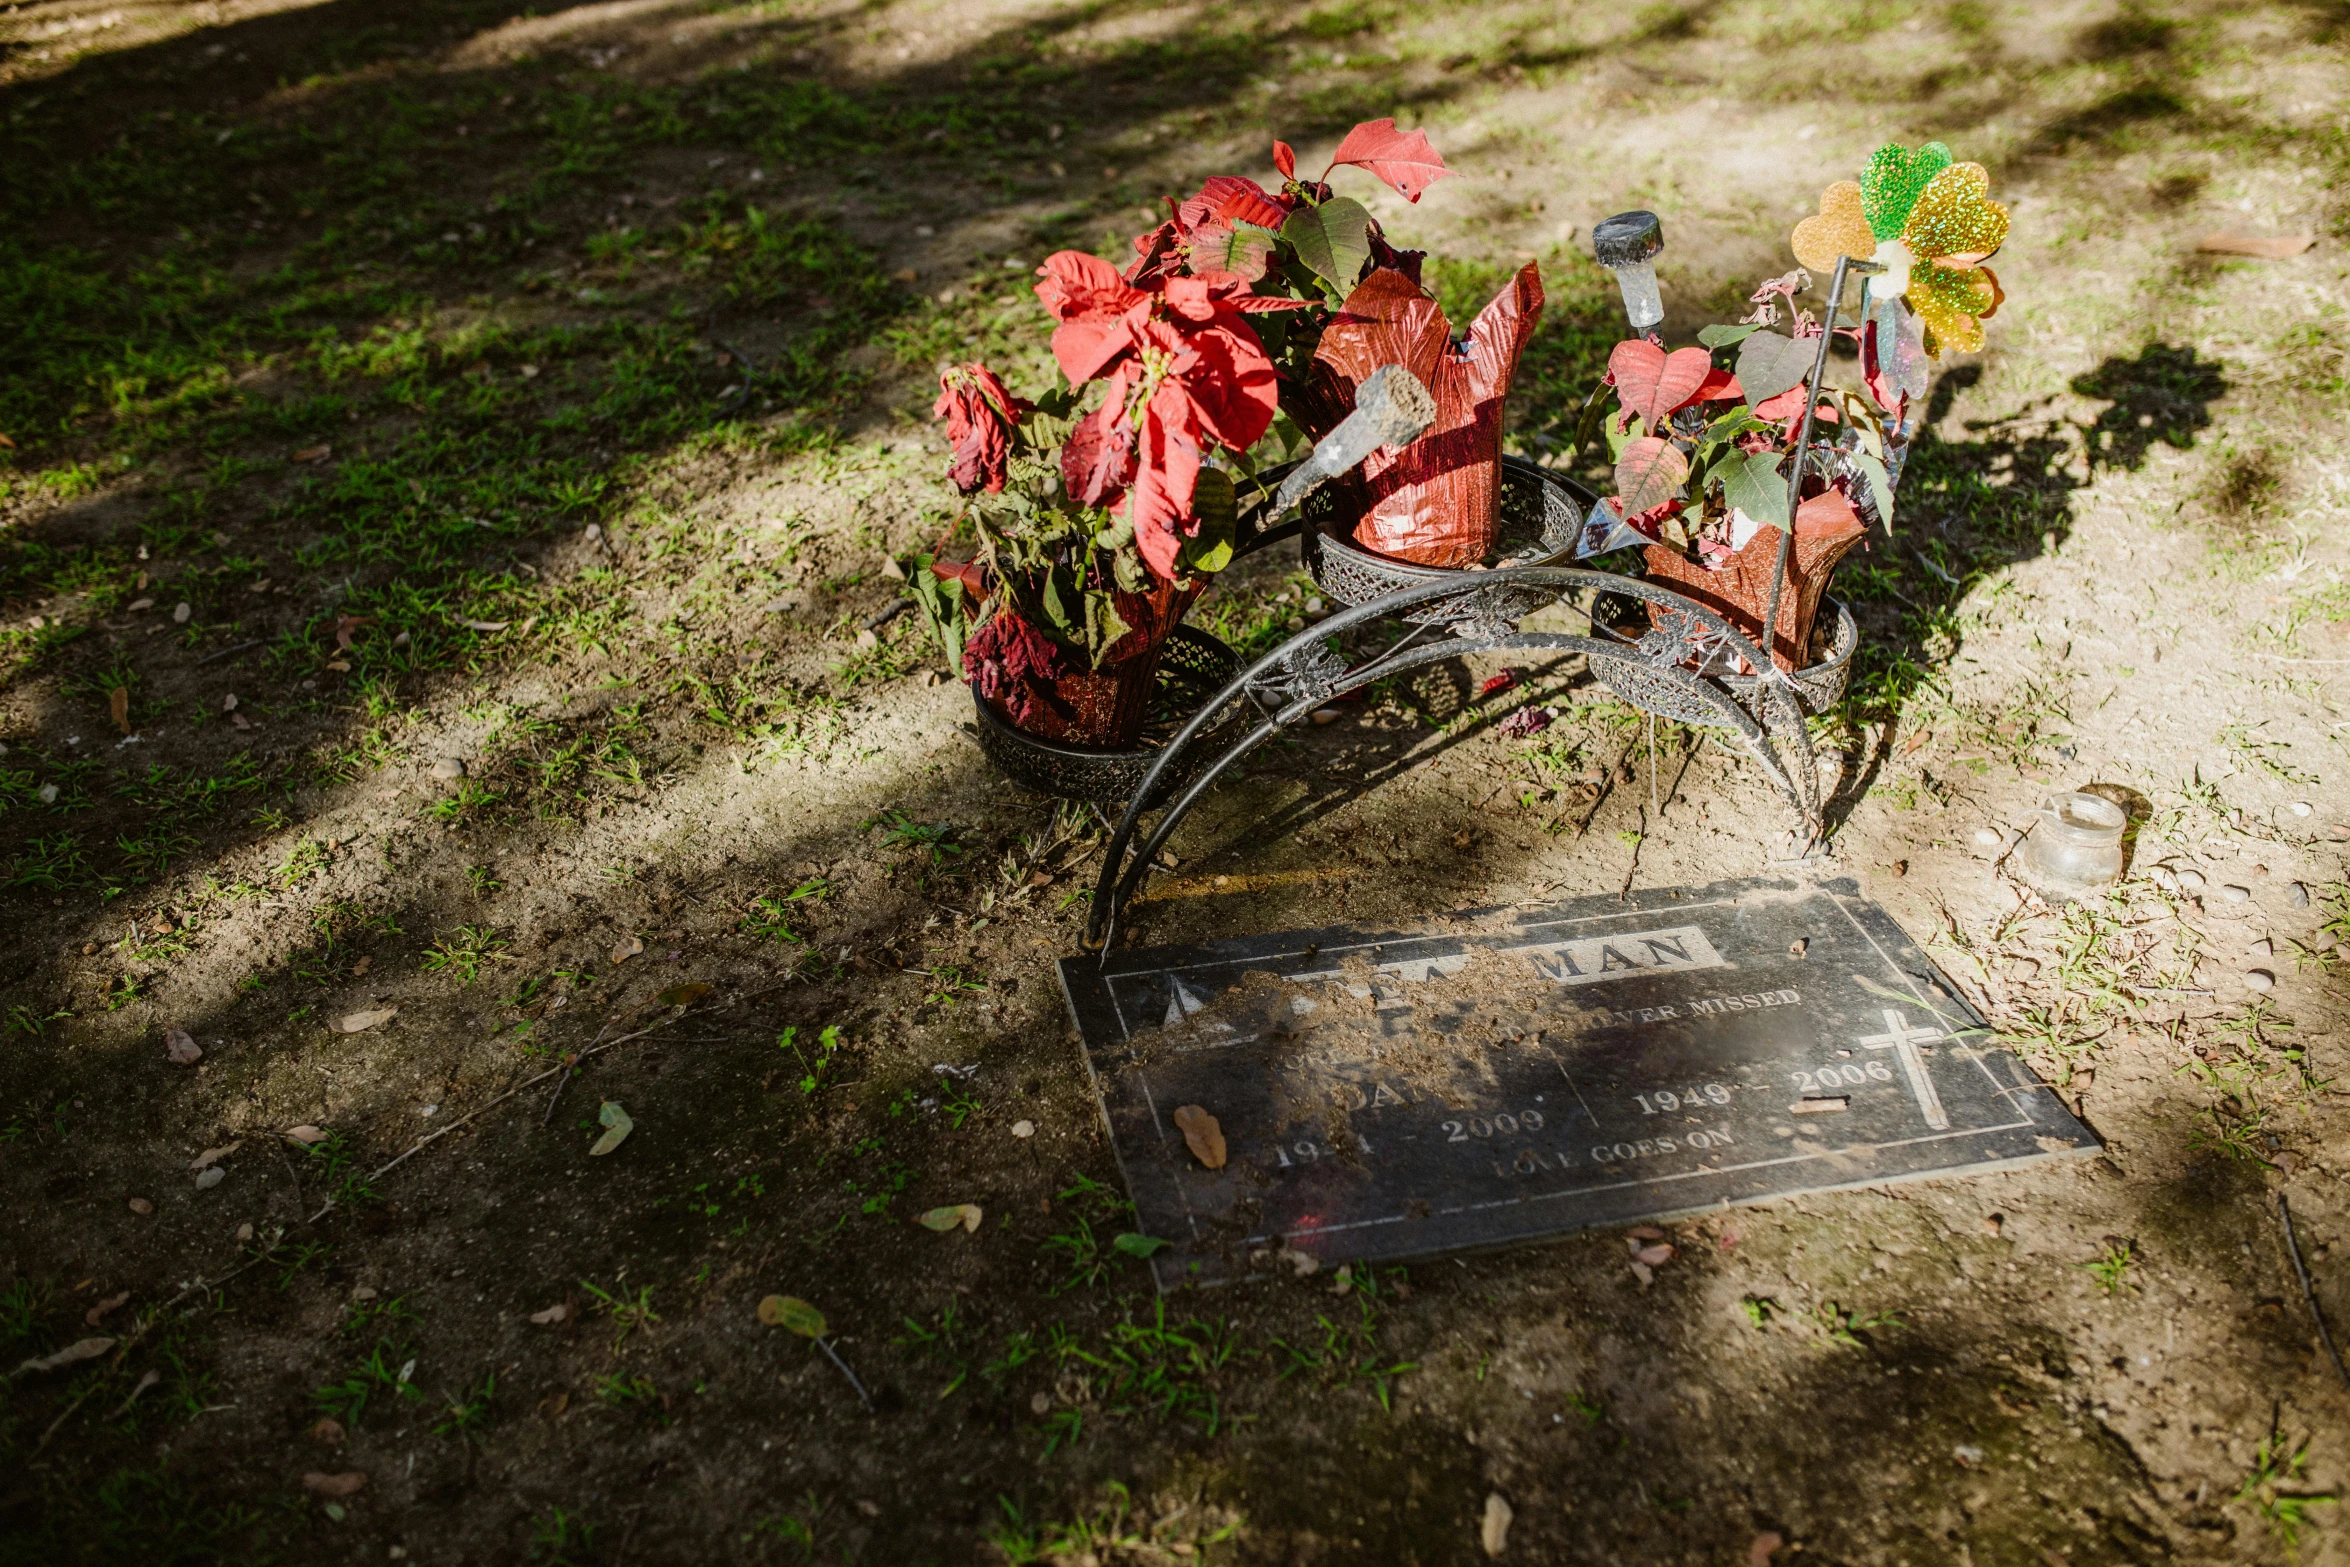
1324;118;1450;203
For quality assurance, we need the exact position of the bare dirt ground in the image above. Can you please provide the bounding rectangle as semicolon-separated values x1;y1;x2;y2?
1;0;2347;1561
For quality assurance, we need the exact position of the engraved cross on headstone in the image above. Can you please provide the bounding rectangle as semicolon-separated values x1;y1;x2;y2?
1857;1008;1950;1131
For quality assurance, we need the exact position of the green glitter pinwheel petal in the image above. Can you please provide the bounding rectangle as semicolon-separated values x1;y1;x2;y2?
1901;162;2010;265
1860;141;1952;243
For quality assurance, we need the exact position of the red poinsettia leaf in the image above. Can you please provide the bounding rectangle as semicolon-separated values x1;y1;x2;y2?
1034;250;1144;324
1689;365;1742;404
1178;175;1289;235
1324;118;1450;203
1159;321;1279;454
1751;384;1810;423
1272;139;1297;180
930;559;988;598
1607;340;1711;428
1050;317;1137;386
1061;399;1136;508
1128;412;1201;581
1794;487;1864;540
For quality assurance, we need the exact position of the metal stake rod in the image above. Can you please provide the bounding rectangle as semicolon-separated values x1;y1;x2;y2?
1759;254;1875;676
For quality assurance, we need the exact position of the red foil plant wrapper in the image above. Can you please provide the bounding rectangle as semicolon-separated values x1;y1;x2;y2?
924;118;1553;745
1294;263;1544;567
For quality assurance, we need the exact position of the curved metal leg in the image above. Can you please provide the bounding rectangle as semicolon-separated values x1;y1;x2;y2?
1080;565;1803;952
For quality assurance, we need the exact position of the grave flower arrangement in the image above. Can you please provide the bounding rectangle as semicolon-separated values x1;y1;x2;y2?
1575;140;2010;671
924;119;1547;748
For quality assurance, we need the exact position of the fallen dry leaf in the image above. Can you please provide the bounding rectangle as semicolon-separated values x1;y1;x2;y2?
539;1391;569;1418
163;1027;202;1066
334;614;368;652
191;1142;241;1170
332;1008;397;1035
2196;230;2316;259
1626;1224;1666;1241
587;1100;633;1156
758;1295;827;1338
301;1472;367;1498
1748;1530;1784;1567
529;1303;569;1325
653;981;712;1010
109;686;131;734
291;444;332;462
1172;1104;1227;1170
127;1197;153;1215
17;1336;114;1374
1632;1243;1677;1268
611;935;644;965
310;1417;345;1445
194;1166;226;1190
84;1291;130;1327
283;1124;327;1145
917;1204;984;1233
1630;1260;1655;1288
461;619;510;632
1481;1492;1513;1558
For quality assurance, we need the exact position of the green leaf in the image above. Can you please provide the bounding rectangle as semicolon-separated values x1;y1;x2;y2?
1735;330;1815;406
1697;321;1763;349
1176;469;1237;576
1612;436;1689;515
1849;448;1896;531
1720;450;1791;530
908;555;970;670
1572;380;1614;458
1191;219;1281;280
588;1100;633;1156
1696;409;1773;451
1113;1232;1172;1259
757;1294;828;1338
1282;197;1372;294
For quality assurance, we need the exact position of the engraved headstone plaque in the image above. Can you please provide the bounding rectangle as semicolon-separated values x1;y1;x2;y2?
1058;877;2097;1290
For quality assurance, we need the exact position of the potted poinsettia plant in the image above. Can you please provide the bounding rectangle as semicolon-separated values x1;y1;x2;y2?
925;119;1549;749
1575;141;2010;672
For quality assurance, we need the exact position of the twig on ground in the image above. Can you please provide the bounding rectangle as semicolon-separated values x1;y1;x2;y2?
815;1336;875;1412
2279;1193;2350;1390
315;1011;685;1224
194;638;267;667
862;597;916;631
34;1249;272;1453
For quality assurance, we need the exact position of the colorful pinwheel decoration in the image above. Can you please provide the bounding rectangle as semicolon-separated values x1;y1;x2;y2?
1790;140;2009;358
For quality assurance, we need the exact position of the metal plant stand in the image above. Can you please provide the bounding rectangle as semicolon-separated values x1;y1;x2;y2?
1065;251;1879;952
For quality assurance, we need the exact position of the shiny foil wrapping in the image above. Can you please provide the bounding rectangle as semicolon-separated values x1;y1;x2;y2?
1291;262;1545;568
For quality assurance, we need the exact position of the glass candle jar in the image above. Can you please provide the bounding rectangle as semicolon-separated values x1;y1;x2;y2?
2020;792;2126;900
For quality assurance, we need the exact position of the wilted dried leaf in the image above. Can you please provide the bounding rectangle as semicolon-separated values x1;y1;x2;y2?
1171;1104;1226;1170
83;1291;130;1328
1747;1530;1784;1567
109;686;131;735
1633;1243;1676;1268
331;1008;397;1035
654;981;712;1010
309;1417;345;1446
917;1204;983;1233
302;1472;367;1498
126;1197;153;1215
191;1142;241;1170
16;1336;114;1374
529;1304;568;1325
611;935;644;965
194;1166;226;1190
283;1124;327;1145
163;1028;202;1066
587;1101;633;1156
758;1295;827;1338
292;444;332;462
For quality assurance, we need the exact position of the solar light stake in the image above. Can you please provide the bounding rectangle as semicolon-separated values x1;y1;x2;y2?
1592;210;1666;337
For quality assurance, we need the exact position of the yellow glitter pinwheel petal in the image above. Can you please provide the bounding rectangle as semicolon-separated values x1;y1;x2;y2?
1791;181;1875;272
1860;141;1952;243
1901;162;2009;267
1908;262;2003;357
